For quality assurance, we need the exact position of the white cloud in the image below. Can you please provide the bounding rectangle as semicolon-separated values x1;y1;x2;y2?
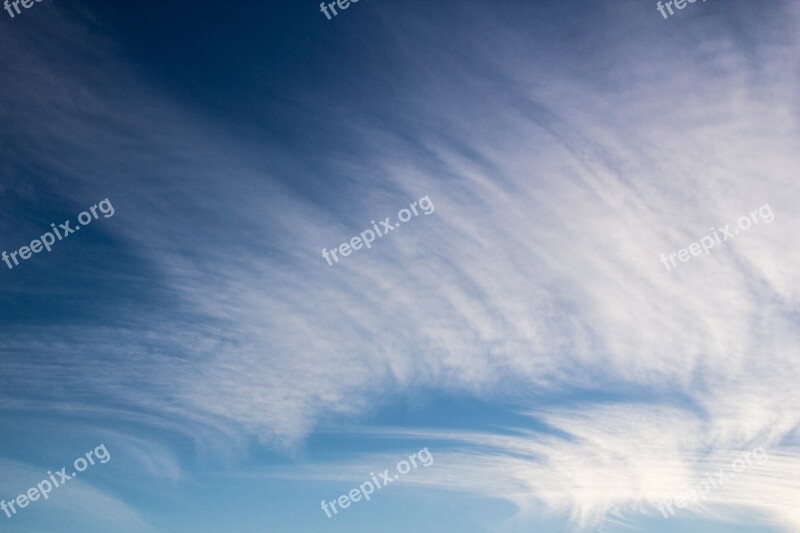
1;0;799;529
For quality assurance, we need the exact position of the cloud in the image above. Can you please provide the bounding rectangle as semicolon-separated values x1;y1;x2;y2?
1;0;799;529
287;417;800;530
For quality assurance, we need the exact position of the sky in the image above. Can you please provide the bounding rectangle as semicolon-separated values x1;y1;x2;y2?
1;0;799;531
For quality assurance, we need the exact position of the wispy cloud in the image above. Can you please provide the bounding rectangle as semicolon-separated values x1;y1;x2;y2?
1;0;799;530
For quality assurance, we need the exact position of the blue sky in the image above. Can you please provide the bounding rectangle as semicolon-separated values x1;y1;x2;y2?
1;0;799;531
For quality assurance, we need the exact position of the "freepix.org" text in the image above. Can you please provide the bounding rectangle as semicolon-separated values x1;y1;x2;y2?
659;203;773;272
322;195;435;266
2;198;115;271
1;444;110;519
320;448;434;518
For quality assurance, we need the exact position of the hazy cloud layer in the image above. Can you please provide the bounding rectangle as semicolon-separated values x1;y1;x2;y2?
1;0;798;530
